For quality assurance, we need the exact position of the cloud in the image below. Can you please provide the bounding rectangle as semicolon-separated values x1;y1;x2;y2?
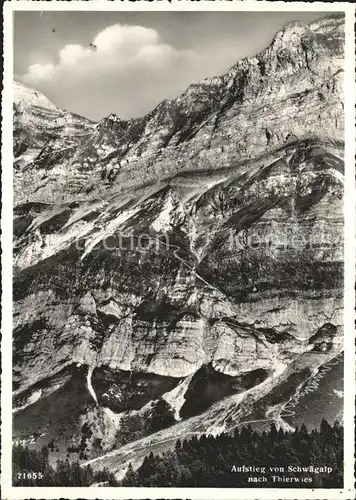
93;24;158;54
20;23;240;120
25;62;55;81
59;44;91;65
23;24;179;83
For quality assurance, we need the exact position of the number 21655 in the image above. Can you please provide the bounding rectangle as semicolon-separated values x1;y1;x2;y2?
18;472;43;480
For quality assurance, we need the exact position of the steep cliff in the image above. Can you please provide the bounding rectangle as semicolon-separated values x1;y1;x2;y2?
14;14;344;206
13;15;344;475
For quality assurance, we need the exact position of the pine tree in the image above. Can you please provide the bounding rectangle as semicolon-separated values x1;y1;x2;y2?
269;422;278;443
122;463;138;486
277;427;285;441
12;419;344;488
320;418;332;436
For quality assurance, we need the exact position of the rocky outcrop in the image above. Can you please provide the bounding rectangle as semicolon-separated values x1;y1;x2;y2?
13;14;344;472
14;15;344;206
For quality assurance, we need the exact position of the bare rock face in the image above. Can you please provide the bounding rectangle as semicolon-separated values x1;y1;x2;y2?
13;15;344;471
14;15;344;207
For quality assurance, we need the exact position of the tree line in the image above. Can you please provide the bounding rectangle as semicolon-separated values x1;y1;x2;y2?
13;418;342;487
122;418;343;488
13;444;118;486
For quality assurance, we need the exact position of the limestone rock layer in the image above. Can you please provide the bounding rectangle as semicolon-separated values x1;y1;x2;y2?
13;15;344;473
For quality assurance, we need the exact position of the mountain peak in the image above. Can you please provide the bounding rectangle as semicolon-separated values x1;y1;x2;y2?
13;14;344;205
107;113;121;123
14;80;59;111
12;14;345;478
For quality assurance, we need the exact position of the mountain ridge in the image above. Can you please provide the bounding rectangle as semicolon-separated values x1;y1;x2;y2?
14;14;344;123
13;14;344;479
14;14;344;205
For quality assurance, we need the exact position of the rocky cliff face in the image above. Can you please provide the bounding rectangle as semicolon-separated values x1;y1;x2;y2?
13;15;344;475
14;14;344;207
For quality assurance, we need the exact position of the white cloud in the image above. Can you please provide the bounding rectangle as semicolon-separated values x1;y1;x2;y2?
136;43;177;66
59;44;91;65
20;23;240;120
25;62;55;81
93;24;159;54
23;24;176;84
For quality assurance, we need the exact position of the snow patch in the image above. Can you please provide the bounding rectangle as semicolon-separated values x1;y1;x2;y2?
204;176;228;191
329;168;344;183
13;389;42;413
81;207;140;260
151;194;175;233
162;373;195;421
87;366;99;406
14;80;59;111
102;407;124;427
333;389;343;399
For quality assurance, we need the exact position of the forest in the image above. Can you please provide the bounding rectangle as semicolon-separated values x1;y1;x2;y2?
13;444;118;486
122;419;343;488
13;418;342;488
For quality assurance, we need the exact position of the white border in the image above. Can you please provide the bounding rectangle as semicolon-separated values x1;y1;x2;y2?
1;1;355;499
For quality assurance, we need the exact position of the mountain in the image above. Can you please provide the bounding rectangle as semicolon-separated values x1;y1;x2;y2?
14;15;344;206
13;15;344;479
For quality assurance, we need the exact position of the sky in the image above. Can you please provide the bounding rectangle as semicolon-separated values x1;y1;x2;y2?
14;11;330;121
